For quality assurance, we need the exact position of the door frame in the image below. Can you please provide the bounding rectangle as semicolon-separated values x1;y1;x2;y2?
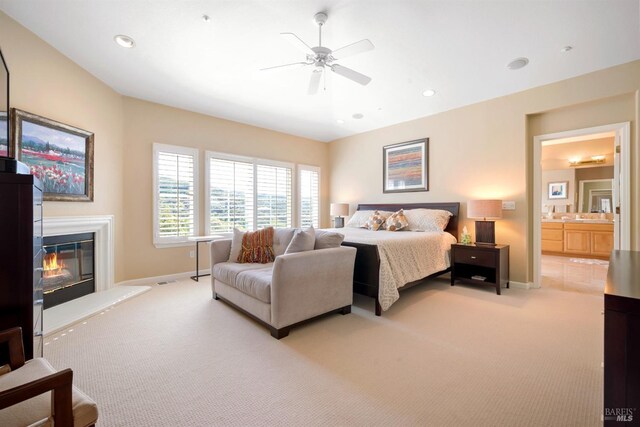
532;122;630;288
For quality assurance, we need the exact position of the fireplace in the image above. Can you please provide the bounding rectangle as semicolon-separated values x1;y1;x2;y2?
43;233;95;309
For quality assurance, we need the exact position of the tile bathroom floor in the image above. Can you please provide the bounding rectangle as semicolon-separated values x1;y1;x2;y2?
541;254;608;295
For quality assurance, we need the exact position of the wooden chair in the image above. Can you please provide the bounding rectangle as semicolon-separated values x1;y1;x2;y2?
0;327;98;427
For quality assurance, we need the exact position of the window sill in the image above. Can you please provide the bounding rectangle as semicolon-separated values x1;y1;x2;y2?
153;241;194;249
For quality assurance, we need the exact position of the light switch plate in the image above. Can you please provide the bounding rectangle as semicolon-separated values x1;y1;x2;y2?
502;201;516;210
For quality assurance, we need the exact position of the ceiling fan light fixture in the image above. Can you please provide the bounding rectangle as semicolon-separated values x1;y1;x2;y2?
114;34;135;48
202;14;211;23
422;89;436;97
507;57;529;70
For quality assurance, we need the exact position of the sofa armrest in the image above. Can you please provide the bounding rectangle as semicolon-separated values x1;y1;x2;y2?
0;368;74;425
271;246;357;328
0;327;25;370
210;239;232;266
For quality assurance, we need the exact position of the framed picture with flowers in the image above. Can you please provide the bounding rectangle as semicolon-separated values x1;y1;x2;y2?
11;108;94;201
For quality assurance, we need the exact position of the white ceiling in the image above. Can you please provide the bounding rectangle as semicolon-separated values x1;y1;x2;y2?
1;0;639;142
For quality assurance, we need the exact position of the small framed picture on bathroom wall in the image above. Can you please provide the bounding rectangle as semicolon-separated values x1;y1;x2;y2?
548;181;568;199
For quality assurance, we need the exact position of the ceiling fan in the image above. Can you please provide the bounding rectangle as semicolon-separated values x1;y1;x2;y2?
261;12;375;94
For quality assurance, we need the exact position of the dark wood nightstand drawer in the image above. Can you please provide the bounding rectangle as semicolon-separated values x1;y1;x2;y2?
454;247;494;267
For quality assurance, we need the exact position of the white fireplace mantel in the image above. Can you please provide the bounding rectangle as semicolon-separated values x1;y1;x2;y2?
42;215;115;292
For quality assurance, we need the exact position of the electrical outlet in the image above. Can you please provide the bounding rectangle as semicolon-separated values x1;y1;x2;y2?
189;250;195;258
502;201;516;210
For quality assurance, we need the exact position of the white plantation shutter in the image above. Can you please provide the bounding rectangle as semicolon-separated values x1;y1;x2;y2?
256;164;292;229
208;157;254;233
153;144;199;245
205;152;294;233
299;166;320;228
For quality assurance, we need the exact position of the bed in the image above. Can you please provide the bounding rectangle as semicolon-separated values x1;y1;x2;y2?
334;202;460;316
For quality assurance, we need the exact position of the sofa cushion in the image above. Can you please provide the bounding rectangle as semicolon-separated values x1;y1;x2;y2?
285;226;315;254
273;228;296;256
0;358;98;427
238;227;275;263
314;230;344;249
213;262;273;303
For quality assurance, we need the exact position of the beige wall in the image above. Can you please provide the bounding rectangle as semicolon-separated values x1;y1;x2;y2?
329;61;640;284
2;11;328;283
0;11;127;282
122;97;329;280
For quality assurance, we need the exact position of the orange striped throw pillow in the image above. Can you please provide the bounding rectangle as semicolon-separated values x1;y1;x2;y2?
237;227;275;263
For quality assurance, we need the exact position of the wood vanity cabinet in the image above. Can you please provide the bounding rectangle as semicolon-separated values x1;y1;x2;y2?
541;222;563;253
542;221;614;259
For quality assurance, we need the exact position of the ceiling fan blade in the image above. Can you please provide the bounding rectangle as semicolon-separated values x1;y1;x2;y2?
331;39;374;60
280;32;315;56
331;64;372;86
308;69;322;95
260;61;311;71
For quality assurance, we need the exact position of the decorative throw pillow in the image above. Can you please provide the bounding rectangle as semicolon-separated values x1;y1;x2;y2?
273;228;296;256
285;226;316;254
237;227;275;263
228;228;245;263
364;210;388;231
386;209;409;231
346;210;394;228
404;209;453;232
345;210;375;228
314;230;344;249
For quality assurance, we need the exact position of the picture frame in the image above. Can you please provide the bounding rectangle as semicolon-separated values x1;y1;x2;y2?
11;108;94;201
547;181;568;200
383;138;428;193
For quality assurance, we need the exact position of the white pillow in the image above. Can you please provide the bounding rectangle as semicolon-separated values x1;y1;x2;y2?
314;230;345;249
346;210;393;228
273;228;296;256
404;209;453;232
285;227;316;254
228;228;245;262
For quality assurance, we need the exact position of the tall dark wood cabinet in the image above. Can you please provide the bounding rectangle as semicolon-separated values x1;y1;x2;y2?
604;250;640;425
0;173;43;361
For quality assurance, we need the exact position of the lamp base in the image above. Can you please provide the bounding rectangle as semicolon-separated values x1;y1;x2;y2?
475;220;496;245
334;217;345;228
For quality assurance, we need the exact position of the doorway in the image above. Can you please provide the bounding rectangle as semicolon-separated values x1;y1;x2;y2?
532;122;630;291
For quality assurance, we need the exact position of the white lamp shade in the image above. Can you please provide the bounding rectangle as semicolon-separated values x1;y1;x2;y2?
330;203;349;217
467;200;503;220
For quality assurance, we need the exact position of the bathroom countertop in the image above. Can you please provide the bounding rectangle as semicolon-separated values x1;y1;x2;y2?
541;218;614;224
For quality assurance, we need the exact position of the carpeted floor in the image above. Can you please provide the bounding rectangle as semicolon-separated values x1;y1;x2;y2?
44;277;603;426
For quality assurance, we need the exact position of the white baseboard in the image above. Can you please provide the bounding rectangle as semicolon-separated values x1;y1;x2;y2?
117;269;211;286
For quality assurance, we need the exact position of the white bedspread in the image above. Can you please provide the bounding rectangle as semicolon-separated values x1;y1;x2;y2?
325;227;457;311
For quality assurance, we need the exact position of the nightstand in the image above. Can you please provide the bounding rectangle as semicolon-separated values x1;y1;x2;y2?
451;243;509;295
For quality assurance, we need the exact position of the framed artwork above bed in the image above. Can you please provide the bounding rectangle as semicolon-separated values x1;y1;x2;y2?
383;138;428;193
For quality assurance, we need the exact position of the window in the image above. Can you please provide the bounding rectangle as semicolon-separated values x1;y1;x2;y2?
153;144;199;247
206;152;293;234
207;156;254;233
299;165;320;228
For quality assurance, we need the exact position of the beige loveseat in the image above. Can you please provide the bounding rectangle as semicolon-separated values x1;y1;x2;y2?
210;228;357;338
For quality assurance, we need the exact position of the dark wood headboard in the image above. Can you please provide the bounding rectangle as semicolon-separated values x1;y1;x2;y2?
356;202;460;237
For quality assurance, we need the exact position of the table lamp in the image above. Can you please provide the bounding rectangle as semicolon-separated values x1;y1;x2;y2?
467;200;502;245
330;203;349;228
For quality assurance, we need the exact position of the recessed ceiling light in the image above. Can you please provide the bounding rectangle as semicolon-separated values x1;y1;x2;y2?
114;34;135;48
336;119;345;124
507;57;529;70
352;113;364;120
561;46;573;53
202;14;211;22
422;89;436;97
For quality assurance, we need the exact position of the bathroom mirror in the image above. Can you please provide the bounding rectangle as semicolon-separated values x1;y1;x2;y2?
578;179;613;213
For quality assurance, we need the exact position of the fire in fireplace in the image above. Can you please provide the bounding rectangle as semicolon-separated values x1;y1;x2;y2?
43;232;95;309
